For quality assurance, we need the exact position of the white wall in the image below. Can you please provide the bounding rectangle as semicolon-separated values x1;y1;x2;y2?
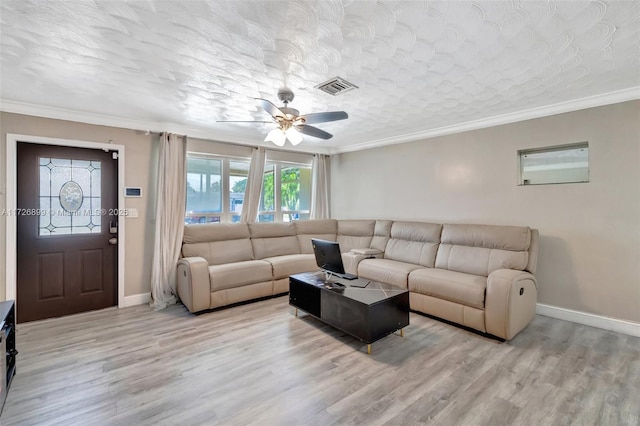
331;100;640;323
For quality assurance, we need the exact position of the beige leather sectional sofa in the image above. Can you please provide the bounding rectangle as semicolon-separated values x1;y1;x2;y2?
177;219;539;340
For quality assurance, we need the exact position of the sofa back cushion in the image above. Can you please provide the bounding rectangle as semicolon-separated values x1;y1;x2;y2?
384;221;442;267
337;220;375;252
435;224;531;276
371;220;392;252
294;219;338;254
182;223;254;265
249;222;300;259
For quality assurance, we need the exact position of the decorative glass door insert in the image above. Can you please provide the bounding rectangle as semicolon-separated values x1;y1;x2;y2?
39;157;102;235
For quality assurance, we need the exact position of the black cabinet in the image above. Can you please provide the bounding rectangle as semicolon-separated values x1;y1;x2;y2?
0;300;16;416
289;278;321;318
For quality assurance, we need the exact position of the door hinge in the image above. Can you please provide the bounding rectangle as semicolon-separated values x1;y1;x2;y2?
112;152;118;160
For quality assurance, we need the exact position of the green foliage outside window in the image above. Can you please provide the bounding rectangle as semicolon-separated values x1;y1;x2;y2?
231;179;246;193
232;167;301;212
262;171;274;211
280;167;300;211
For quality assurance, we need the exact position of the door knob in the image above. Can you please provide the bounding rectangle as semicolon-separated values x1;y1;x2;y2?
109;238;118;245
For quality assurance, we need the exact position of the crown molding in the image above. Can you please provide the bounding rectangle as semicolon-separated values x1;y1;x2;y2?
0;100;332;155
2;86;638;157
329;86;640;154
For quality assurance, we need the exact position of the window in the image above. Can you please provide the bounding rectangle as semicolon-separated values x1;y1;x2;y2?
518;142;589;185
39;157;102;235
185;155;249;224
259;162;311;222
228;161;249;222
185;153;312;224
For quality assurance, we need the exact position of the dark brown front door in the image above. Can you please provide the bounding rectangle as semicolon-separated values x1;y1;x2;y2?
17;143;118;323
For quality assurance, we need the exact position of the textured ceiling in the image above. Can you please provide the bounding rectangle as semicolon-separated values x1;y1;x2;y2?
1;0;639;153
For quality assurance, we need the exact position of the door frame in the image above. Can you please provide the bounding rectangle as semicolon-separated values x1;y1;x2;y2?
5;134;126;308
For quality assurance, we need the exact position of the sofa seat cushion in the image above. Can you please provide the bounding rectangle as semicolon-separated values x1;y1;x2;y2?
358;258;425;288
408;268;487;310
263;254;318;279
209;260;273;292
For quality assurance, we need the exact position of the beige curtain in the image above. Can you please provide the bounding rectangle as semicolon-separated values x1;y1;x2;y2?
150;132;187;309
310;154;329;219
240;147;266;223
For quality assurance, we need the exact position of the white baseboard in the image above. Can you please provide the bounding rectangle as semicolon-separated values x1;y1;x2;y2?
118;296;640;336
123;292;151;307
536;303;640;338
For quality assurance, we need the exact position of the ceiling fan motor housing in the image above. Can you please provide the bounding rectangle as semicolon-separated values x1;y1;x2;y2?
280;107;300;119
277;88;295;104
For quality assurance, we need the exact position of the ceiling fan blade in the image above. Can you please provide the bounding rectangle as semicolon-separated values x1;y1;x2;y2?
256;98;285;117
295;124;333;140
300;111;348;124
216;120;274;123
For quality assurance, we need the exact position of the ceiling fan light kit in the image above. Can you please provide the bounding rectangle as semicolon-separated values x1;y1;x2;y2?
219;88;349;147
285;127;303;146
265;128;286;147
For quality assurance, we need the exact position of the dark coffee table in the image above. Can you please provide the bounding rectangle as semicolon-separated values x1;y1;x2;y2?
289;272;409;354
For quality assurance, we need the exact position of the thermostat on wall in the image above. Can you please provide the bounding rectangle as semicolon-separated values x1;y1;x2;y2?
124;187;142;197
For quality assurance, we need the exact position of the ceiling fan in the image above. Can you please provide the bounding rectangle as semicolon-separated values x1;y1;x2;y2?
217;88;348;146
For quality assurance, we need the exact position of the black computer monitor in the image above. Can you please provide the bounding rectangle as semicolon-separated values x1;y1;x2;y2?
311;238;345;275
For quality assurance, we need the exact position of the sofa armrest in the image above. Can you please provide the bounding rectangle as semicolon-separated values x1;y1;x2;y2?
343;249;383;275
177;257;210;313
350;248;383;256
485;269;537;340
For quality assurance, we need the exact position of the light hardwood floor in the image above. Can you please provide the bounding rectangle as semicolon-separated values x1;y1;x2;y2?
2;296;639;425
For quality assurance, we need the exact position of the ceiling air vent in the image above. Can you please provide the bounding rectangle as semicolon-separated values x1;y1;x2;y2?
316;77;358;96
